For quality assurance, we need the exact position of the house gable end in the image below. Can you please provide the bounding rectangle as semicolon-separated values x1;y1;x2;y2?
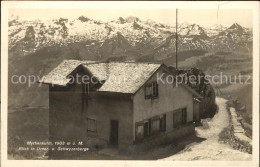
133;64;170;95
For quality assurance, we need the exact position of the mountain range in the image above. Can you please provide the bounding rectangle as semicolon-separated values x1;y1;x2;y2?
8;16;253;108
9;16;252;60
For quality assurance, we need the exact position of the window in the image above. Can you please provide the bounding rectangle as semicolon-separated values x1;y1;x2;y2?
84;83;90;97
82;83;90;103
136;124;144;140
151;117;160;134
173;108;187;128
159;114;166;131
135;114;166;141
173;111;182;128
145;85;152;99
145;82;158;99
87;118;97;133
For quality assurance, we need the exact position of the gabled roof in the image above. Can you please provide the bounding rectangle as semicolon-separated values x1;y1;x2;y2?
82;62;162;93
40;60;162;94
40;60;203;98
40;60;93;86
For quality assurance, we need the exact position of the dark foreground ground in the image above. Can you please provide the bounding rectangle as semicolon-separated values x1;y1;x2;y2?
8;107;49;159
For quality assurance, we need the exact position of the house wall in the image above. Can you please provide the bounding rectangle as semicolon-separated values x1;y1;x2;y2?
48;65;196;154
86;92;133;148
49;67;95;143
48;68;133;150
133;68;194;141
49;84;86;142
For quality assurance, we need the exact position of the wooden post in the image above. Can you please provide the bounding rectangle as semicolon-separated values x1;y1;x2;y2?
176;8;178;69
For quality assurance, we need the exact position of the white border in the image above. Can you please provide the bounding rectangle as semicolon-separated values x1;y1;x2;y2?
1;1;259;167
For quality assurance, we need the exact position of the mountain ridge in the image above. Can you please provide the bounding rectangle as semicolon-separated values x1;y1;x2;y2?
9;16;252;58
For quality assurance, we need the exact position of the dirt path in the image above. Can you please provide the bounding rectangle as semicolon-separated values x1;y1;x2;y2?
161;97;252;161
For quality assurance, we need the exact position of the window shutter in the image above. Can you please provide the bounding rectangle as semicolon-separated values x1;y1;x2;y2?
182;108;187;124
136;124;144;140
151;118;160;134
159;114;166;131
156;82;158;97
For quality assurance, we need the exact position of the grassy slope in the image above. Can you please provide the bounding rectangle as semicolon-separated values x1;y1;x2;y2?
8;107;49;159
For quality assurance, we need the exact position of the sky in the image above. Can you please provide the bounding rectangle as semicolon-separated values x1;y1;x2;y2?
9;8;252;28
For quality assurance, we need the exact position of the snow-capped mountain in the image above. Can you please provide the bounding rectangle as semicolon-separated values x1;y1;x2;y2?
206;24;227;37
178;24;208;37
8;16;252;60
